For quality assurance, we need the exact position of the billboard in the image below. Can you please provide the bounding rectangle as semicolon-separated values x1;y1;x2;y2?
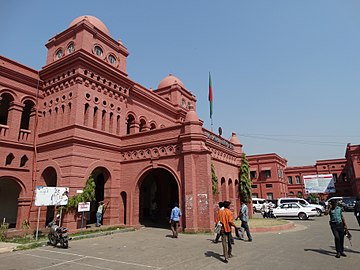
35;186;69;206
303;174;336;194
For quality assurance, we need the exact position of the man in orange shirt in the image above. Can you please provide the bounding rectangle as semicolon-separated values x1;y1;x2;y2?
217;200;236;263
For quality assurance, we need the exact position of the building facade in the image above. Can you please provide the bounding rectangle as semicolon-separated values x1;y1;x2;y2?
0;16;243;232
249;145;360;200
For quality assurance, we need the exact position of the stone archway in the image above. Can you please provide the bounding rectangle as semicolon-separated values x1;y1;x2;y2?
139;168;179;227
0;177;22;228
89;167;110;224
41;167;57;225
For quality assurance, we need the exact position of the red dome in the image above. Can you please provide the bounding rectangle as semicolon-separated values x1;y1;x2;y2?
158;74;185;89
69;15;109;35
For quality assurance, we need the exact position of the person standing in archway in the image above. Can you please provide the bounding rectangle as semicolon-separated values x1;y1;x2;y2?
96;201;104;227
169;202;181;238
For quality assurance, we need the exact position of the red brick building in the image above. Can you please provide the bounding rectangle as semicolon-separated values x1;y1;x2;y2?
249;145;360;200
0;16;243;232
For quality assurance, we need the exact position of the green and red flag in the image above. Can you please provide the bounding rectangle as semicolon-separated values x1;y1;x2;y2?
208;72;213;120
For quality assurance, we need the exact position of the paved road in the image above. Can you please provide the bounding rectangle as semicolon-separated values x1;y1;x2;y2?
0;212;359;270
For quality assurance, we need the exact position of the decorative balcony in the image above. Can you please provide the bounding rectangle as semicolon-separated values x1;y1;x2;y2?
18;129;31;142
0;124;9;138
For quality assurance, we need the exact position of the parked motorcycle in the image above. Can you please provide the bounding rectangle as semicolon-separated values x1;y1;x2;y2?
47;219;69;248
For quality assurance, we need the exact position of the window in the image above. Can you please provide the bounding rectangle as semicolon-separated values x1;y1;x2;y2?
332;173;337;183
266;193;273;200
67;43;75;54
55;49;63;59
251;184;258;188
295;176;301;184
252;193;258;198
182;99;186;107
288;176;293;185
265;184;272;188
108;54;116;64
263;170;271;178
250;171;257;179
20;155;28;167
94;45;103;56
5;153;15;166
297;191;303;197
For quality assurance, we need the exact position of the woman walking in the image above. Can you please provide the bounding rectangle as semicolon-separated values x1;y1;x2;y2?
324;199;348;258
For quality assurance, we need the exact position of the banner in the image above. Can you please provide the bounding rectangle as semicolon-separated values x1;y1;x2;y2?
35;186;69;206
303;174;336;194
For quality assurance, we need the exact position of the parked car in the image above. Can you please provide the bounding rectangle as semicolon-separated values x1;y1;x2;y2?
342;197;356;212
272;202;318;220
252;198;266;212
277;198;325;216
325;196;343;206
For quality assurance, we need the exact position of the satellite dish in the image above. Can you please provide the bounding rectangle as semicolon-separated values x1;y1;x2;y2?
218;127;222;136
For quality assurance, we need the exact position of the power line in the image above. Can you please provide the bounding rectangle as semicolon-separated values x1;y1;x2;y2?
237;133;349;147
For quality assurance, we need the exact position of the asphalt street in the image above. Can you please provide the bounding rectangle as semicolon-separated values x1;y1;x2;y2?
0;212;359;270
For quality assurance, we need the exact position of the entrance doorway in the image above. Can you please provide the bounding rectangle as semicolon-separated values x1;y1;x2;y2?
88;168;109;224
0;178;21;228
139;168;179;227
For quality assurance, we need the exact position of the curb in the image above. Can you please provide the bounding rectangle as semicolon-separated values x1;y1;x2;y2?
251;221;295;233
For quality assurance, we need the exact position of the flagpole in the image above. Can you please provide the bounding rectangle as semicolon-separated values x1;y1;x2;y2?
208;72;213;132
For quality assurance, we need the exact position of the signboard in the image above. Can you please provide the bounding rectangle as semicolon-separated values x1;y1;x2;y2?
303;174;336;194
35;186;69;206
78;202;91;212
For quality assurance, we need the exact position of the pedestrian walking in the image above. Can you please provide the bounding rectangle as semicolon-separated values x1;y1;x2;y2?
213;201;224;243
169;202;181;238
354;197;360;226
237;198;252;242
325;199;348;258
217;200;236;263
96;201;104;227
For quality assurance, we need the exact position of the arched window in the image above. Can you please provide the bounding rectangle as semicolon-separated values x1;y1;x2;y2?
93;107;98;128
116;115;120;135
0;93;14;125
84;103;90;126
150;122;156;130
126;114;135;134
109;112;113;133
101;110;106;131
139;119;146;132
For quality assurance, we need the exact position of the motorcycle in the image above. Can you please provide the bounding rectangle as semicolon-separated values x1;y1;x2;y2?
47;220;69;248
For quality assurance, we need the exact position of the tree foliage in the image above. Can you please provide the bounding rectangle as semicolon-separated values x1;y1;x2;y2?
239;153;252;202
211;163;218;195
62;175;96;212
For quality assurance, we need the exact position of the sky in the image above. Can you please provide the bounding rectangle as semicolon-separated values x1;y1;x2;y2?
1;0;359;166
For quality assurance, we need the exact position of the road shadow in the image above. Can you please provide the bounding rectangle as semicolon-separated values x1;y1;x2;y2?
204;250;224;263
304;248;337;257
305;246;360;256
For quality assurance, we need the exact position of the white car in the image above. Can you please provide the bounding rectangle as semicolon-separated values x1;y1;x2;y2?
277;197;325;216
272;202;318;220
252;198;266;212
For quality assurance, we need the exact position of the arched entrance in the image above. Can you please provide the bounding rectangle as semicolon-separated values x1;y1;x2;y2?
41;167;57;225
139;168;179;227
0;177;22;228
89;168;110;224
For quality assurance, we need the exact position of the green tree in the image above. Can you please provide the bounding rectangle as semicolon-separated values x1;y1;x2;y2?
63;175;96;212
239;153;251;202
211;163;218;195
